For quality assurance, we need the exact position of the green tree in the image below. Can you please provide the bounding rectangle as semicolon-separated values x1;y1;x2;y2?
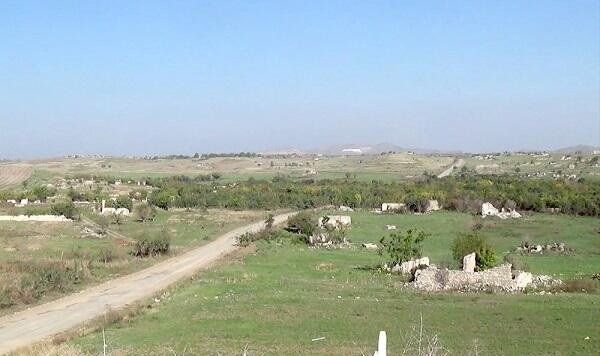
286;211;317;236
379;229;428;265
115;195;133;211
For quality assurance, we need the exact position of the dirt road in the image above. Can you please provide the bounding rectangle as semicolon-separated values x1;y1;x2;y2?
437;158;465;178
0;212;296;354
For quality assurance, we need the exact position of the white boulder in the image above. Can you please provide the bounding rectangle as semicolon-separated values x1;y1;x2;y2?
481;202;499;217
381;203;405;212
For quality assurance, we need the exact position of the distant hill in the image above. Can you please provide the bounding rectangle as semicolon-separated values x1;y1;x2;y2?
258;148;307;156
306;143;446;155
552;145;600;154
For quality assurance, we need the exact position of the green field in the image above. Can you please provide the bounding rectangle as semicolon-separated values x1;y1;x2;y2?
71;211;600;355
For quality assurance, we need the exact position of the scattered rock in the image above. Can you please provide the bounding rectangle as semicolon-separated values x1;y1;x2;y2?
481;202;499;217
517;242;568;254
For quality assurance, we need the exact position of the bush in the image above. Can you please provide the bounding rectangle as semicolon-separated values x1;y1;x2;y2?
236;229;292;247
131;230;171;257
50;201;78;219
379;229;428;266
451;232;497;271
286;211;317;236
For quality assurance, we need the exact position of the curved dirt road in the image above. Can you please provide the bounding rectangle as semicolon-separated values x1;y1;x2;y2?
0;212;296;354
437;158;465;178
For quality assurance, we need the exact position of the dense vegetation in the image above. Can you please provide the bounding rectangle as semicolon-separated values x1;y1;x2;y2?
145;175;600;216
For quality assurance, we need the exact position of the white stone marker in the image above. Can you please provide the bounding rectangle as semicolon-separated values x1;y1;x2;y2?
463;252;476;273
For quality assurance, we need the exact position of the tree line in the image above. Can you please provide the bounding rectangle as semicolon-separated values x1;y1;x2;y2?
145;175;599;216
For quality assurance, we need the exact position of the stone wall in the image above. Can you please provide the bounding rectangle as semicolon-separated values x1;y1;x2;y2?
413;264;524;292
0;215;72;222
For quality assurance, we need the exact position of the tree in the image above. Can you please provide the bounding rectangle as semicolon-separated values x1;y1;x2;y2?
116;195;133;211
379;229;428;266
135;202;157;222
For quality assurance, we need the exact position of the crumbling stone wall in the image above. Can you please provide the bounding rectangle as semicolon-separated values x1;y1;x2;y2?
414;264;520;292
0;215;72;222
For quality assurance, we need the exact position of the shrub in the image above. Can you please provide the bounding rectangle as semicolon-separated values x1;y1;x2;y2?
236;229;292;247
379;229;428;266
95;215;110;234
131;230;171;257
451;233;497;271
286;211;317;236
50;201;78;219
97;246;117;263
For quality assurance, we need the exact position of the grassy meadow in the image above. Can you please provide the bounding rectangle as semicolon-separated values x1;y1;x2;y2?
71;211;600;355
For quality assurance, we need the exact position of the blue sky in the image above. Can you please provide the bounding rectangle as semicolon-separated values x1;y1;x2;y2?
1;0;598;158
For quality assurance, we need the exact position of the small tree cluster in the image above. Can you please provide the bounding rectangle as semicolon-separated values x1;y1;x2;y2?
50;201;78;220
451;232;497;271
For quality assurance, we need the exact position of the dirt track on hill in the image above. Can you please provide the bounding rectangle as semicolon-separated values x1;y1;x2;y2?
437;158;465;178
0;212;297;354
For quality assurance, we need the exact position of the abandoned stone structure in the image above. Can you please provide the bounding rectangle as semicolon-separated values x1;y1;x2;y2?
413;263;537;292
388;257;430;274
0;215;72;222
100;200;130;216
424;199;441;213
318;215;351;228
481;202;521;219
381;203;405;212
